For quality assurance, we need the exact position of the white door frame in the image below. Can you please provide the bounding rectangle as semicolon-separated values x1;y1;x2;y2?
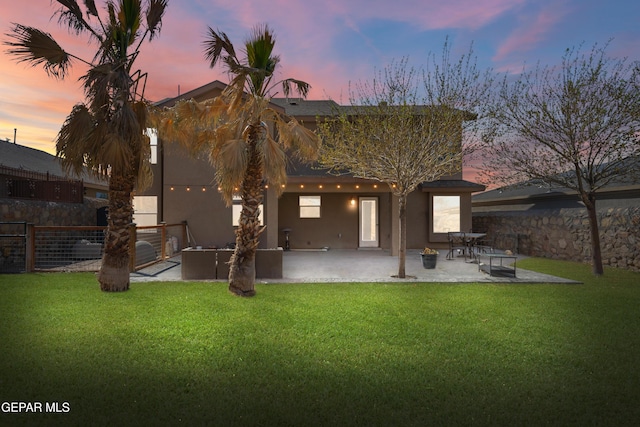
359;196;379;248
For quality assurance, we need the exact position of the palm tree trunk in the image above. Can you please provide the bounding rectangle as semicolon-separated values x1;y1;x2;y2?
228;124;266;296
98;172;134;292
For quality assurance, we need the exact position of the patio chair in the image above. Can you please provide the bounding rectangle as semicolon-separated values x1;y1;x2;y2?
475;235;495;255
447;232;467;260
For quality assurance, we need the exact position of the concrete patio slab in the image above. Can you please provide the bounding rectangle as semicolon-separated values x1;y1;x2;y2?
131;249;580;284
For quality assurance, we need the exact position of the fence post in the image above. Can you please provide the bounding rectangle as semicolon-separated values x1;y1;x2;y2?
182;220;188;249
161;221;167;259
129;223;137;272
25;223;35;273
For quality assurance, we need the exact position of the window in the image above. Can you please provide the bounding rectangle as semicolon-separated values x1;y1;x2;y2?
133;195;158;227
232;195;264;226
145;128;158;164
299;195;321;218
433;195;460;233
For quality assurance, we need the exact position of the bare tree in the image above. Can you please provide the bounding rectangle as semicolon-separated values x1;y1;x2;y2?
480;42;640;275
318;42;493;278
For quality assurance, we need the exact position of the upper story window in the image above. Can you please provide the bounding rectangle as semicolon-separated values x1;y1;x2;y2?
145;128;158;164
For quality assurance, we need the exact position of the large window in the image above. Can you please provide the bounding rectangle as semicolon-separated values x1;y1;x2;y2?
133;195;158;227
433;195;460;233
299;195;321;218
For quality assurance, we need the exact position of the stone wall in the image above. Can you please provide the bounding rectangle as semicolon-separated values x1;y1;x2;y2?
473;206;640;272
0;197;107;226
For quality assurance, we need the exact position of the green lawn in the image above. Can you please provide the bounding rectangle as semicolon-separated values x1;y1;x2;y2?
1;259;639;426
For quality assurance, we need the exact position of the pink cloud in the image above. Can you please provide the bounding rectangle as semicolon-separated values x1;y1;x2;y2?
493;4;569;66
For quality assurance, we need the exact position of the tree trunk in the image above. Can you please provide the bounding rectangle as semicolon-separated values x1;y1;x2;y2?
397;194;407;278
228;124;265;297
98;172;134;292
582;193;604;276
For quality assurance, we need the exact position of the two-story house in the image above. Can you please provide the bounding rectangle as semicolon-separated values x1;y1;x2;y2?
137;80;484;255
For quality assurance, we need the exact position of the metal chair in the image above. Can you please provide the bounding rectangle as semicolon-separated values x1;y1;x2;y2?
447;232;467;260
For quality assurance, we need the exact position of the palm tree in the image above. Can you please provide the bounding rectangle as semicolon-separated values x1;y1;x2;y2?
157;24;319;296
5;0;168;291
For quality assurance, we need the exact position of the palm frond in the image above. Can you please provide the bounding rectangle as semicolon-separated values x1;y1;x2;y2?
117;0;141;46
245;24;278;95
99;132;134;174
4;24;72;78
146;0;167;40
56;103;95;177
214;139;249;204
278;116;320;161
282;78;310;99
259;135;287;191
203;27;236;69
83;0;99;17
54;0;90;35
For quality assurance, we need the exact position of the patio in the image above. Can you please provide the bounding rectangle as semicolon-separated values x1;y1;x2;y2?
131;249;580;284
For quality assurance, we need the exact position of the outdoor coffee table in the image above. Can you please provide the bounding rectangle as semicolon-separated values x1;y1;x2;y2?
479;254;517;278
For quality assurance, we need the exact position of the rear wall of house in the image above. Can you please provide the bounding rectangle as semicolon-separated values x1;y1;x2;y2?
161;144;237;248
278;191;434;250
278;192;394;250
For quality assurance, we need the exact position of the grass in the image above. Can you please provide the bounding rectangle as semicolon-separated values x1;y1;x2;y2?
0;259;639;426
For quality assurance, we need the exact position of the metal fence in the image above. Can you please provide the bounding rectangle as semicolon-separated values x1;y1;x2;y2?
1;165;84;203
2;222;188;273
0;222;26;273
32;226;105;272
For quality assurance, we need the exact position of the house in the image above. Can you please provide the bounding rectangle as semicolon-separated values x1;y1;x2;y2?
0;139;108;201
471;167;640;270
139;80;484;254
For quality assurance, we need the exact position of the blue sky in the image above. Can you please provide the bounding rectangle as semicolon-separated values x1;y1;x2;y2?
1;0;638;170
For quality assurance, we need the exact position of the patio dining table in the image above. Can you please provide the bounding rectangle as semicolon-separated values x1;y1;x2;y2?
449;232;487;262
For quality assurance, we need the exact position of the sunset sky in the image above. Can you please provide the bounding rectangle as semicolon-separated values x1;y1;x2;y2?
1;0;639;180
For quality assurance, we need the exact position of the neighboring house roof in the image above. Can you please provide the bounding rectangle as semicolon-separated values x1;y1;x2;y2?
0;139;107;189
421;179;486;193
270;98;339;118
154;80;229;108
155;80;287;114
473;159;640;211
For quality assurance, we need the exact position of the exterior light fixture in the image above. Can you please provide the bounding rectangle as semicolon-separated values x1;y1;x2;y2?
202;187;206;192
350;197;356;206
186;186;191;192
